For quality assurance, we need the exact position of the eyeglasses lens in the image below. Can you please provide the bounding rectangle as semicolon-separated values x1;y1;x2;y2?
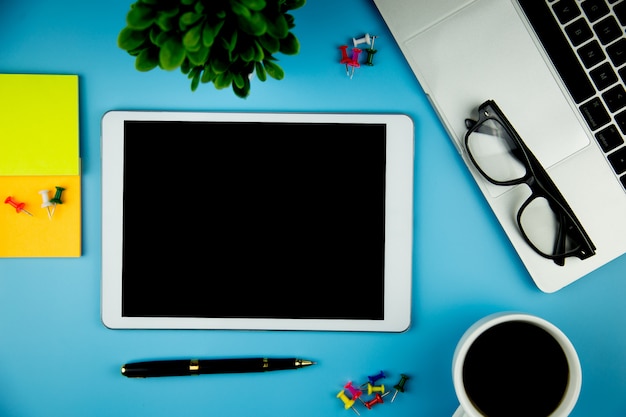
467;118;527;183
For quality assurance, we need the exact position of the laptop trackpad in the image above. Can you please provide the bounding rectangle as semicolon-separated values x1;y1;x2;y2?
403;0;590;194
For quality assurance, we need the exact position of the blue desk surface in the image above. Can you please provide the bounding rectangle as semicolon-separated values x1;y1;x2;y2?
1;1;625;416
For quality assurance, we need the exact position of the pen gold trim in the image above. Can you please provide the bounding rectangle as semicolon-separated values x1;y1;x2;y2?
190;359;199;373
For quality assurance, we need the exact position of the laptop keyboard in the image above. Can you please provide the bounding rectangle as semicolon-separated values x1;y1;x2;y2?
518;0;626;190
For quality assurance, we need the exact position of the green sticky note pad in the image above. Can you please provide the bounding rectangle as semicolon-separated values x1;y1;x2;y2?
0;74;79;176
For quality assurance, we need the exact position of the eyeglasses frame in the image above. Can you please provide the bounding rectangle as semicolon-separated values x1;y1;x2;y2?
464;100;596;266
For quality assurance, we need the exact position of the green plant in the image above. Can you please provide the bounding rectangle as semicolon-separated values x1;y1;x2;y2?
117;0;306;98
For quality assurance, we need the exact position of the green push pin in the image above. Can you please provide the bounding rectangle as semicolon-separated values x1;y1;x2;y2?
365;35;378;66
391;373;410;402
50;186;65;218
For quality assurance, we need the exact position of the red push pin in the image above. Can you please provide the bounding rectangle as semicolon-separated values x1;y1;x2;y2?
362;393;387;410
4;196;33;216
348;48;362;79
339;45;351;76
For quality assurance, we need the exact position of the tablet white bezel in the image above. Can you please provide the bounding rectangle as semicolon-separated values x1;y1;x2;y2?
101;111;414;331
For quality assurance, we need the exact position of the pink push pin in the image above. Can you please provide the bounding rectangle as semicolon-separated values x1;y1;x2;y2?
362;393;386;410
339;45;351;76
348;48;362;79
4;196;33;216
344;381;363;400
337;390;360;415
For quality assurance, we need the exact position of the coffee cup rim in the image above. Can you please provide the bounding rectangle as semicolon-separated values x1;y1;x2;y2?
452;312;582;417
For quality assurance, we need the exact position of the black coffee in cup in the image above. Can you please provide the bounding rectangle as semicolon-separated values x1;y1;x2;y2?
462;320;569;417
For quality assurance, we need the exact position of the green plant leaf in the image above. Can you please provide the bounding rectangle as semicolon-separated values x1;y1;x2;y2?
252;40;265;61
255;61;267;81
231;1;251;18
179;12;203;30
126;4;155;30
240;0;267;12
258;34;279;53
155;15;174;31
181;0;195;5
210;53;230;73
220;30;238;53
240;0;266;11
263;59;284;80
190;68;201;91
285;13;295;28
232;77;250;98
201;66;216;83
135;47;159;71
279;32;299;55
118;27;147;51
266;14;288;38
238;11;267;36
159;37;185;70
233;72;245;89
239;45;255;62
183;23;202;51
282;0;306;11
181;58;191;74
214;71;233;89
186;45;210;66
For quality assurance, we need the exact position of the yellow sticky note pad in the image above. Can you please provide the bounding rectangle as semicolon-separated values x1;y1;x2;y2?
0;74;80;176
0;176;81;257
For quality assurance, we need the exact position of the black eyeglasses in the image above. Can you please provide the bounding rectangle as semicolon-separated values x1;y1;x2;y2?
464;100;595;266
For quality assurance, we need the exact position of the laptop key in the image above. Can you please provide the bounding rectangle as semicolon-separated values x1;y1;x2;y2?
602;84;626;112
590;62;618;90
566;18;593;46
614;109;626;134
607;39;626;67
578;40;606;68
552;0;582;24
608;147;626;174
582;0;610;22
595;124;624;152
614;2;626;26
580;97;611;130
593;16;622;45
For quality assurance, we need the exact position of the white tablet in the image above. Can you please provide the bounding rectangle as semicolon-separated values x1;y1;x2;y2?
101;111;414;331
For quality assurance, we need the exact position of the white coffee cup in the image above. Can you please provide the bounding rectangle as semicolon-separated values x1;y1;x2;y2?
452;312;582;417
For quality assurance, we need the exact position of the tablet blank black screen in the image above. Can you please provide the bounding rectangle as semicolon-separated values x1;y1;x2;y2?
122;121;386;320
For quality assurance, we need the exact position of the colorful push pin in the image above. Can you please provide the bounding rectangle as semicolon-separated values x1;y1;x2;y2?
50;186;65;217
362;393;386;410
366;383;386;396
337;390;360;415
344;381;363;400
391;373;410;402
353;33;371;48
339;45;351;76
348;48;362;79
39;190;53;220
4;196;33;216
360;370;385;387
365;35;378;66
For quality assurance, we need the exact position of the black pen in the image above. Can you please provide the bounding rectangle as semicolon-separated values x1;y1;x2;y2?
121;357;316;378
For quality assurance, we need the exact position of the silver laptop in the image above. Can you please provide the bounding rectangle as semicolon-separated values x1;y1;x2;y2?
373;0;626;292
